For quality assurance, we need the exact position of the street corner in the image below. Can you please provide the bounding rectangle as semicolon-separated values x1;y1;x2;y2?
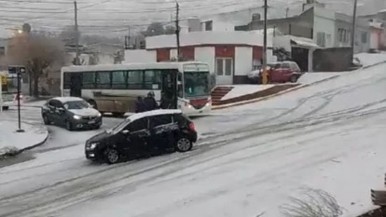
0;121;49;159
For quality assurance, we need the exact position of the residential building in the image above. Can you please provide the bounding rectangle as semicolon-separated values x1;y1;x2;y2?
335;13;370;53
124;31;274;85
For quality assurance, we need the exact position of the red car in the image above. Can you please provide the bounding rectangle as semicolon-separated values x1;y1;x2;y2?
248;61;303;84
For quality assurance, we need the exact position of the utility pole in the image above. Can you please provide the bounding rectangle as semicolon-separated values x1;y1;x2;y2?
74;1;80;65
350;0;358;64
262;0;268;84
175;1;181;61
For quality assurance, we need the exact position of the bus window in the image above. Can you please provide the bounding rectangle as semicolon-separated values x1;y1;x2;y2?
83;72;96;89
96;71;111;89
63;72;71;89
128;70;143;89
112;71;127;89
145;70;162;90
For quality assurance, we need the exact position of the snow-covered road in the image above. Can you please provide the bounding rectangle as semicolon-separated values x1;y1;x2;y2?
1;63;386;217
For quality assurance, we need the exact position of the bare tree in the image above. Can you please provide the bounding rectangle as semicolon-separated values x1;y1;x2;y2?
280;188;343;217
7;32;66;97
144;22;165;36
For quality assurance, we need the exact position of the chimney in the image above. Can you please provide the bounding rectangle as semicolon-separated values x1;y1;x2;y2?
252;13;261;22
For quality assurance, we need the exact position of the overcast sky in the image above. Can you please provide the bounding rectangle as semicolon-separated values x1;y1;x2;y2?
0;0;383;38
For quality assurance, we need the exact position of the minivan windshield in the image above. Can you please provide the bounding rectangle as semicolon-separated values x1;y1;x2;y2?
109;119;130;134
64;100;89;110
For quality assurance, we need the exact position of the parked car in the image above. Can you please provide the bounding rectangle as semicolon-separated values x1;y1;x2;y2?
41;97;102;131
247;61;303;84
85;109;197;164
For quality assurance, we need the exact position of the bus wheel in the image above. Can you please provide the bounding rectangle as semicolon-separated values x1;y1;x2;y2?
88;100;98;109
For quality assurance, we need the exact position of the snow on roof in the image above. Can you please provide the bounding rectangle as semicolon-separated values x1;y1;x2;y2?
52;97;84;103
146;31;266;49
127;109;182;122
61;61;208;73
290;36;319;49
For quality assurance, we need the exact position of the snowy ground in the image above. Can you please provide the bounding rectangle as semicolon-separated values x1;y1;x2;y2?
2;61;386;216
355;52;386;67
221;85;274;100
0;120;47;156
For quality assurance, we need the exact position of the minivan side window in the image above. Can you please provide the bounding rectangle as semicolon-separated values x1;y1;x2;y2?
150;115;172;128
173;114;188;126
128;118;148;132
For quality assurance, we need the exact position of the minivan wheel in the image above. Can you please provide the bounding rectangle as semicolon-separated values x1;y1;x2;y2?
65;121;73;131
176;137;192;152
43;115;50;125
104;148;120;164
290;75;298;83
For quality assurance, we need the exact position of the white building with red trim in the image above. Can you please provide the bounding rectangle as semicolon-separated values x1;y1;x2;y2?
124;31;275;85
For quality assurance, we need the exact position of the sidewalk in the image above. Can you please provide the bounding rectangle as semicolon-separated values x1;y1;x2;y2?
0;121;48;158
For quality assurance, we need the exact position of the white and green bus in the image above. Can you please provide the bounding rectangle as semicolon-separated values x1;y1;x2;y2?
61;62;212;116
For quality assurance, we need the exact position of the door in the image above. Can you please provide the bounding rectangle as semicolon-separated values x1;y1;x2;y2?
269;63;281;83
50;100;64;124
281;62;292;82
70;73;82;97
160;70;177;109
127;118;151;155
149;114;176;150
215;58;233;85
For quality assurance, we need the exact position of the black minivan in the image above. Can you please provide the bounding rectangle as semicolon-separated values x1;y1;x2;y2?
85;109;197;164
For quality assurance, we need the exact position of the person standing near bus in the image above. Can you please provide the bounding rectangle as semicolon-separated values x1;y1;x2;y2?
135;96;145;113
143;91;158;111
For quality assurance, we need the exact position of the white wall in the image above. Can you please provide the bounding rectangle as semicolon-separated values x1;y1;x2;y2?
146;31;264;49
314;7;336;48
194;47;215;74
170;49;177;60
370;31;378;49
235;47;252;76
124;50;156;63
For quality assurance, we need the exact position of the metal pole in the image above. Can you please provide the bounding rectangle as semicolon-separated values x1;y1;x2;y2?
351;0;358;63
16;70;24;133
175;1;181;61
74;1;80;65
262;0;268;84
0;77;2;113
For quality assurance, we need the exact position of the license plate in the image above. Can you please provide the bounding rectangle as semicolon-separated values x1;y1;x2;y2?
88;120;96;124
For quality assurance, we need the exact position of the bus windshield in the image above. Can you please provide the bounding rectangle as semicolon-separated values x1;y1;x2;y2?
184;71;210;98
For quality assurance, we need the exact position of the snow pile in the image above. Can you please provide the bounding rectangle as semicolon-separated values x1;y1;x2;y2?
221;85;274;100
355;52;386;67
0;121;48;156
298;72;341;85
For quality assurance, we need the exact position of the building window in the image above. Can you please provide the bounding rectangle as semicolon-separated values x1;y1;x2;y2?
216;58;233;76
205;21;213;31
361;31;368;43
316;32;326;47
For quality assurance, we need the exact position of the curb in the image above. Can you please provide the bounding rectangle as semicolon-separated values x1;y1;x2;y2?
213;59;386;110
213;75;341;110
0;126;49;159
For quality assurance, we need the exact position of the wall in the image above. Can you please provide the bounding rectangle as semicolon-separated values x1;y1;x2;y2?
239;8;314;39
313;47;352;71
146;31;264;49
194;47;215;74
234;47;252;84
314;7;336;48
124;49;156;63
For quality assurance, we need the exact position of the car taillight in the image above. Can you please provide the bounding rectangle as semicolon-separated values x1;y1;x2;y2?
188;122;196;131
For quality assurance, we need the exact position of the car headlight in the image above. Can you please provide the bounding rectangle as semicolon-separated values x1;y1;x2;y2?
97;113;102;117
89;143;98;150
73;115;81;120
